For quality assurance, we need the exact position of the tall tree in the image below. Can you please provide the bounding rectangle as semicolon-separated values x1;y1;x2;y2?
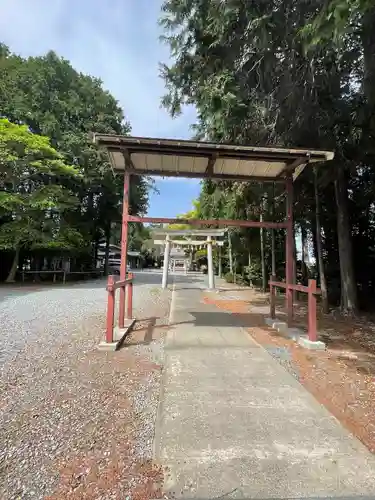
313;168;329;312
0;119;81;281
159;0;370;313
0;45;150;278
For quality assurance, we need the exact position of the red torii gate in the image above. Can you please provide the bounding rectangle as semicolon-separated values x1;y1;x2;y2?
93;134;334;349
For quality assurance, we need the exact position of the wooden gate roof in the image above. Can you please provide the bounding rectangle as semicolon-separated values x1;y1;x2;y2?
92;134;334;182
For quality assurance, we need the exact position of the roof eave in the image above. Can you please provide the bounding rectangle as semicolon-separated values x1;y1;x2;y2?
92;133;334;181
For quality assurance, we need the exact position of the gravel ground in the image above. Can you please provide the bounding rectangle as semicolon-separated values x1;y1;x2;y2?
0;272;172;499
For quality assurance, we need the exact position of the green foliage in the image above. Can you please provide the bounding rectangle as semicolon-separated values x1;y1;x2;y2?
303;0;373;47
128;224;151;252
224;272;234;283
167;199;202;230
159;0;375;311
244;262;263;284
0;118;81;251
194;248;207;261
0;44;151;279
168;221;191;230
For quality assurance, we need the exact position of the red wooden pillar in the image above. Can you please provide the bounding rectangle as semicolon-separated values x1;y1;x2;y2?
308;279;317;342
119;172;130;328
285;175;294;326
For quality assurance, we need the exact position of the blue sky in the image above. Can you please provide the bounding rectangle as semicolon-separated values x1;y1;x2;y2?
0;0;201;217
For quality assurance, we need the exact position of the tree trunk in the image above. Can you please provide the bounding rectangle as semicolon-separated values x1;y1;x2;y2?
293;226;298;301
260;216;266;292
94;237;99;266
218;247;222;278
248;247;252;287
314;169;329;313
334;166;358;313
6;247;20;283
260;195;267;292
104;223;111;275
311;216;319;276
300;224;309;285
271;183;276;278
271;230;276;277
362;9;375;115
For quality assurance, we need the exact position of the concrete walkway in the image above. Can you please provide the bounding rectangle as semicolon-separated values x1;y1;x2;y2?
154;276;375;499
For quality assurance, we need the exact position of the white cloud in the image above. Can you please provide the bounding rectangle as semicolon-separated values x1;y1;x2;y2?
0;0;196;139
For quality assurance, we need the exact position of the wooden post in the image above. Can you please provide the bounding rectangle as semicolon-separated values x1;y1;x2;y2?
162;235;171;289
285;175;294;326
308;279;317;342
270;275;276;319
106;275;115;343
126;273;133;320
119;172;130;328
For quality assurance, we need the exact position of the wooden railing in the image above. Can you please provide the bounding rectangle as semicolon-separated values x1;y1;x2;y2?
269;277;321;342
105;273;134;343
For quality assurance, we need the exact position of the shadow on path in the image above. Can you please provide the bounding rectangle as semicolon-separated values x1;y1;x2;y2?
172;310;265;329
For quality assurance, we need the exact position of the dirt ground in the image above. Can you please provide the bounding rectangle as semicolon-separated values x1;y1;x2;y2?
1;319;167;500
44;345;165;500
204;285;375;454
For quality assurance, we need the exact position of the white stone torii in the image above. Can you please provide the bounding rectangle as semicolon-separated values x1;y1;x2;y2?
152;228;226;290
153;239;224;247
154;239;224;283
